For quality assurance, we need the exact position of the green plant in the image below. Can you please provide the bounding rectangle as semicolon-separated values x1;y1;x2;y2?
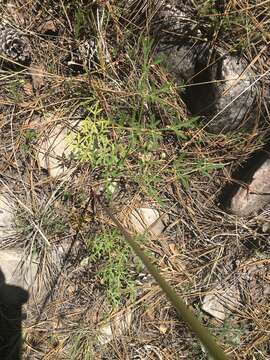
197;0;264;51
174;155;225;189
69;101;127;193
6;78;25;103
68;37;207;202
88;229;143;307
64;0;94;39
69;328;95;360
20;128;37;155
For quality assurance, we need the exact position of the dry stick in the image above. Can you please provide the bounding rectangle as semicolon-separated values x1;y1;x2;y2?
97;197;230;360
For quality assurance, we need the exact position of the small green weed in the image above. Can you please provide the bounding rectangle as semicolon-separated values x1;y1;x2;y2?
20;128;37;155
6;79;25;103
197;0;264;51
174;155;225;189
68;101;127;195
69;328;95;360
65;1;94;39
88;229;143;308
210;320;246;347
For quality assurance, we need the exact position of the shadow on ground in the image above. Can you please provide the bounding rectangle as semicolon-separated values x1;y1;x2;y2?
0;268;28;359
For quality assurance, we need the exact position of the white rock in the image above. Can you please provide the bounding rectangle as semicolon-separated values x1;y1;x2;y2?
129;208;165;236
0;193;16;239
38;124;70;178
158;44;257;133
0;244;68;303
37;114;75;178
98;311;132;345
0;249;38;291
202;284;240;321
202;258;270;321
230;158;270;216
80;256;90;268
202;294;226;321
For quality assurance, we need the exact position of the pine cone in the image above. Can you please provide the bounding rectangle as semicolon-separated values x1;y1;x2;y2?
78;37;98;69
0;22;31;65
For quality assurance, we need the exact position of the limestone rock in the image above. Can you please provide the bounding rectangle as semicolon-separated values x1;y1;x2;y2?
159;44;257;133
129;208;165;236
230;158;270;216
98;311;132;345
157;2;196;37
0;249;38;291
30;64;46;91
37;19;58;35
0;193;16;239
202;284;240;321
202;258;270;321
37;116;72;178
0;243;69;303
202;293;226;321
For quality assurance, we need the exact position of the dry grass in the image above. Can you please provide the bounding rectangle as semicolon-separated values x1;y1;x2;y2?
0;0;269;359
